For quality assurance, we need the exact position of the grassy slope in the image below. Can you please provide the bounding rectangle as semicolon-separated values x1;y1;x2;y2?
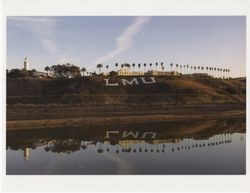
7;76;246;105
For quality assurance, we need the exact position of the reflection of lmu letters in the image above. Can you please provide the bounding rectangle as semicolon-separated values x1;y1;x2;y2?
105;130;157;139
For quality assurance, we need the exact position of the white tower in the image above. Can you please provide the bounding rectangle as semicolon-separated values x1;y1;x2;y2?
24;57;29;71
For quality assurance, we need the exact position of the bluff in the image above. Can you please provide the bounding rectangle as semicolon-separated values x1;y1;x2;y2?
7;75;246;105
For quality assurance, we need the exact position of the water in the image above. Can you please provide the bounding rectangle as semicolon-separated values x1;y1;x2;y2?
6;118;246;175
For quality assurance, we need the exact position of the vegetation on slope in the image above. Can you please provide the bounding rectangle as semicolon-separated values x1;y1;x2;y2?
7;75;246;105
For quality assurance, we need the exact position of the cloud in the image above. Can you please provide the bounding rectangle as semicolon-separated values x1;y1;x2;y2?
8;16;59;55
93;16;152;65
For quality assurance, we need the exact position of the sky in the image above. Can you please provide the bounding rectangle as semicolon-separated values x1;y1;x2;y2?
7;16;246;77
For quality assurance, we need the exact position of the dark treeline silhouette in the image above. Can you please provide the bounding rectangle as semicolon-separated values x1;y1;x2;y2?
7;68;38;78
45;63;81;78
7;61;233;79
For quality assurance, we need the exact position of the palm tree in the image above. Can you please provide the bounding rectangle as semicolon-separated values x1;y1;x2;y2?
191;66;193;74
44;66;50;75
201;66;204;74
155;62;158;71
186;64;189;74
206;67;209;74
170;63;173;71
96;64;103;74
194;66;196;74
183;65;185;74
106;65;109;75
176;64;179;73
81;67;86;76
160;62;164;71
180;65;182;74
198;66;200;73
149;63;152;70
223;69;226;79
115;63;118;71
121;64;124;69
143;63;147;73
132;63;135;71
138;63;141;72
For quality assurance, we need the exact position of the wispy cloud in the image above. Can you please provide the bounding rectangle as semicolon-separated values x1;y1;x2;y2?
93;16;152;65
8;16;60;56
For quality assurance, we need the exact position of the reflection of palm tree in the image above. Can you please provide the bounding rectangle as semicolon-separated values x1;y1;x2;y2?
133;144;136;153
97;142;104;153
116;144;119;153
171;141;175;152
188;139;190;149
150;144;154;152
145;143;148;152
177;140;180;150
139;143;142;152
81;141;87;150
106;142;110;152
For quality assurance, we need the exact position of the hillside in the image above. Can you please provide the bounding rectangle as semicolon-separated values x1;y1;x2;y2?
7;75;246;105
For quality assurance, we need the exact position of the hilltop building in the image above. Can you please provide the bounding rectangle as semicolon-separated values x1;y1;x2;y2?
117;67;144;76
146;70;180;76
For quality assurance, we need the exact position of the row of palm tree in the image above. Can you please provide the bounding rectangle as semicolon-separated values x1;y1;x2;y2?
95;133;232;153
96;62;231;79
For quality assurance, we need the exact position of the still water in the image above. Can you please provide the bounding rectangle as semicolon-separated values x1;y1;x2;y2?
6;118;245;175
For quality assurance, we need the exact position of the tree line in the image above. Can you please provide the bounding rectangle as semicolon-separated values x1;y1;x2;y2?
96;62;231;78
7;62;231;79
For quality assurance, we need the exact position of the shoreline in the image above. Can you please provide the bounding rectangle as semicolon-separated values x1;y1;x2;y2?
7;109;245;131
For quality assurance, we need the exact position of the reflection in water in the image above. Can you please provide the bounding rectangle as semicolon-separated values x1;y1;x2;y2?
15;133;234;161
6;118;246;174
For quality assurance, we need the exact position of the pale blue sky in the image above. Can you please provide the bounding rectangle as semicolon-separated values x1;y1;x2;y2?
7;16;246;77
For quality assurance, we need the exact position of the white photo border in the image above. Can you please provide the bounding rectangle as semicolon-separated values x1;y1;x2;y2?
1;0;249;192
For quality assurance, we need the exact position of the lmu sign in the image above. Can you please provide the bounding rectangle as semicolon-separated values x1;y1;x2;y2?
104;77;156;86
